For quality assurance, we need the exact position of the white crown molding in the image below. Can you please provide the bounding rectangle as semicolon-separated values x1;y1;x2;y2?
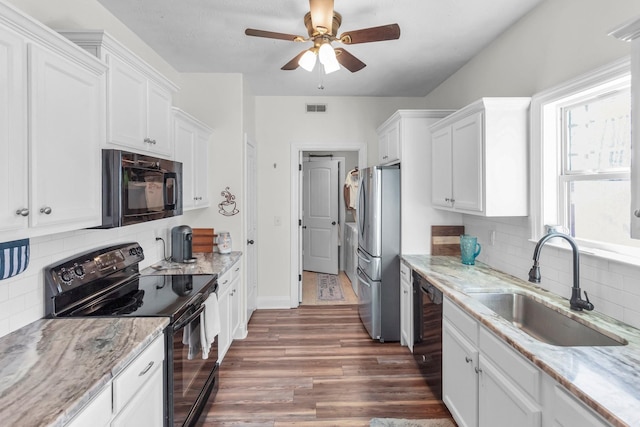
609;17;640;42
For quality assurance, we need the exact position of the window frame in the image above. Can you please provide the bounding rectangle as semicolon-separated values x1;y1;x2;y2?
530;57;634;257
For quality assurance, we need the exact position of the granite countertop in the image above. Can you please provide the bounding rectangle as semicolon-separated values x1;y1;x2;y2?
142;251;242;276
0;317;168;427
402;255;640;427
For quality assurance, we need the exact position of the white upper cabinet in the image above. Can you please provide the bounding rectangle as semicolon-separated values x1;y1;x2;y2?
378;119;401;164
59;30;179;158
173;108;213;210
431;98;530;217
0;25;27;234
377;110;460;255
0;2;106;241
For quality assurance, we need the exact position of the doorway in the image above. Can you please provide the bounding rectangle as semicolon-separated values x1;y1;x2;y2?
290;142;367;308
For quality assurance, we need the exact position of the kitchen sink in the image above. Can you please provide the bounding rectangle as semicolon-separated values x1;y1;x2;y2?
467;292;627;347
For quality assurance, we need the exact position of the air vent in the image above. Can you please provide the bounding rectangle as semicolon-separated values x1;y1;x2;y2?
306;104;327;113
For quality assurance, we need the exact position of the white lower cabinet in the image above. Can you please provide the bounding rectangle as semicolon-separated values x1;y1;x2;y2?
478;355;541;427
218;256;244;363
65;334;165;427
443;318;479;427
399;263;413;351
443;297;612;427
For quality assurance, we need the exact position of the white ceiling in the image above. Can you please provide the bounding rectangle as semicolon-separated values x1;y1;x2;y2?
96;0;542;97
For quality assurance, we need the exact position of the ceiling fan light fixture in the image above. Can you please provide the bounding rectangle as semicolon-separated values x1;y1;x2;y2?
299;49;317;72
323;57;340;74
318;42;336;65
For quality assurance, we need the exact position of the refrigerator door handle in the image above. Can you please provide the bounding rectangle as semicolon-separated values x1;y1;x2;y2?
356;248;372;263
357;268;373;287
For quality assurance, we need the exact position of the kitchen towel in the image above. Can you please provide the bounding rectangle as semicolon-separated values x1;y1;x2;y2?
0;238;29;280
182;322;201;360
200;293;221;359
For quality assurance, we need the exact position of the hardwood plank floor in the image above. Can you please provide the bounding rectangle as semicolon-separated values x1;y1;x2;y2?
197;305;454;426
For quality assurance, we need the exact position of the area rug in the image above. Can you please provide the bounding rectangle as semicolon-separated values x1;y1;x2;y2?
317;273;345;301
370;418;457;427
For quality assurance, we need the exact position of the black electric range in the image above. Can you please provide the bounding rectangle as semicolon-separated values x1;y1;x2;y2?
44;242;219;427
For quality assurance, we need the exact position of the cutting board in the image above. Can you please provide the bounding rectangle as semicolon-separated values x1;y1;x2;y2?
431;225;465;255
192;228;215;253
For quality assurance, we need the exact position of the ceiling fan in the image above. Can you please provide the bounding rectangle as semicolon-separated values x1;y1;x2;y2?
245;0;400;74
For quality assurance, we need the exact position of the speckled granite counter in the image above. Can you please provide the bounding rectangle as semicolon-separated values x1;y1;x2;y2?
0;317;168;427
402;255;640;427
142;251;242;276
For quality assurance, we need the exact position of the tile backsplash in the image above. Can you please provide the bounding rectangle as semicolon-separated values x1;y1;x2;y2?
464;215;640;329
0;217;185;338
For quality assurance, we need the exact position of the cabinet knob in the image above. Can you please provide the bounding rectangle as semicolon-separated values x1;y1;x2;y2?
144;137;151;144
475;367;482;374
634;209;640;218
247;239;255;245
465;356;472;363
40;207;52;215
15;208;29;217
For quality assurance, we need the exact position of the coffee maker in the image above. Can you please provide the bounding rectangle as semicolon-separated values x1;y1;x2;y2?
171;225;195;263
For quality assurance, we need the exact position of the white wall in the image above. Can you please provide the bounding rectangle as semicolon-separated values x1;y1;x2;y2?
175;73;246;250
254;96;426;304
424;0;640;328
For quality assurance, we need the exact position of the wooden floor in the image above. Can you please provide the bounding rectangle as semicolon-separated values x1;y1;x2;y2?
197;305;453;426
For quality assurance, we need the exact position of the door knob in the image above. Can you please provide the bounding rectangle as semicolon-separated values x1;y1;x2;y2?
247;239;255;245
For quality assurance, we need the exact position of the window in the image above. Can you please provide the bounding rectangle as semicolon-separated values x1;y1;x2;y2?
531;58;640;256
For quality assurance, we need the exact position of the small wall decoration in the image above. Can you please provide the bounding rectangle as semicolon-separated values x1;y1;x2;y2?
218;186;239;216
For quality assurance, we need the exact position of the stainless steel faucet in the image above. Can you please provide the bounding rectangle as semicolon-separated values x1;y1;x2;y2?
528;230;594;311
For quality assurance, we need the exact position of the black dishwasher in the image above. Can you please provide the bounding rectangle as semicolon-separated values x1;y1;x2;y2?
412;271;443;399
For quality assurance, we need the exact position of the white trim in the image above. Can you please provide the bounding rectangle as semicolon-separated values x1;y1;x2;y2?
529;57;631;241
290;141;367;308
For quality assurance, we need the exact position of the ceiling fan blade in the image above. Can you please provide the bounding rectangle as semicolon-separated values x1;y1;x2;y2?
309;0;334;34
339;24;400;44
334;48;366;72
245;28;304;42
281;50;308;70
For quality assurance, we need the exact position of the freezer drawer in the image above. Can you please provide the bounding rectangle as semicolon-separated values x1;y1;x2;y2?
356;247;381;281
357;267;381;340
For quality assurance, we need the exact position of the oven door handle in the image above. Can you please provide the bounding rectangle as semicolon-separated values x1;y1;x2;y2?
173;304;205;332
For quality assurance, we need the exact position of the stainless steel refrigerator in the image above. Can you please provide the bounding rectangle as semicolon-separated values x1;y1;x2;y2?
356;165;400;342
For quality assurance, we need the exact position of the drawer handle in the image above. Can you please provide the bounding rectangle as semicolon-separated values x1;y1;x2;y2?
139;361;154;376
234;267;240;272
223;279;229;285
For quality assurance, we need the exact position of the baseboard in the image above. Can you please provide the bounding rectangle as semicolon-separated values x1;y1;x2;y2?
257;296;292;309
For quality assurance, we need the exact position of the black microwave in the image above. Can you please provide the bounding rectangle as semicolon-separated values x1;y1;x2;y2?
99;149;183;228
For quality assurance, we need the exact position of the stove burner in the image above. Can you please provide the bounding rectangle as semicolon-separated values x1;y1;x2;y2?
73;289;145;316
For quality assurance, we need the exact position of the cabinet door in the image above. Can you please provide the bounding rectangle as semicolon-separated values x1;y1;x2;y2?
106;54;146;149
230;261;243;339
386;122;400;163
400;264;412;351
443;320;479;427
378;131;388;164
217;284;231;363
174;117;196;210
451;112;483;213
478;355;541;427
111;361;164;427
194;131;210;207
551;384;610;427
29;43;102;230
147;81;173;157
431;126;453;208
0;27;28;233
66;384;112;427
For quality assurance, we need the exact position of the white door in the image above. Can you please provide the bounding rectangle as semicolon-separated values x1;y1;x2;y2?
245;136;257;320
302;160;339;274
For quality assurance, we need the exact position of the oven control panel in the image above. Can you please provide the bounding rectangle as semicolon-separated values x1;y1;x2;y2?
45;242;144;294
